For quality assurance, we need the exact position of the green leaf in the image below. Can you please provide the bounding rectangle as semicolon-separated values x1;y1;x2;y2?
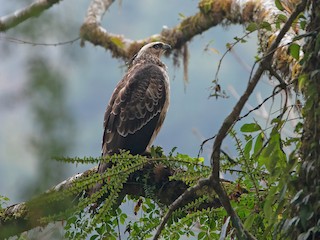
198;231;206;240
300;20;307;30
254;132;264;155
96;226;103;235
90;235;99;240
67;216;77;224
289;43;301;60
246;22;258;32
233;36;247;43
244;139;253;159
264;186;277;221
120;213;127;224
271;118;285;129
300;204;314;229
244;134;252;141
178;13;186;19
259;132;286;174
244;213;256;229
240;123;261;132
275;0;285;11
277;14;287;22
261;21;272;31
278;184;287;201
169;146;178;156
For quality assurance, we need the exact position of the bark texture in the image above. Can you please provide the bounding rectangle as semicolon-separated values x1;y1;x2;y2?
288;1;320;239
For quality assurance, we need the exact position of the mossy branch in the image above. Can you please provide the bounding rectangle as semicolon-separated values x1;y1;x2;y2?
0;159;223;239
1;0;303;81
0;0;63;32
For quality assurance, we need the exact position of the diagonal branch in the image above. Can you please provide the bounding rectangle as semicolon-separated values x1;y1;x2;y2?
152;178;211;240
152;1;307;238
208;0;308;239
0;0;63;32
0;1;308;239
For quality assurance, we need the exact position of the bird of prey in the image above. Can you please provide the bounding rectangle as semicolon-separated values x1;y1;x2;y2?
97;41;171;176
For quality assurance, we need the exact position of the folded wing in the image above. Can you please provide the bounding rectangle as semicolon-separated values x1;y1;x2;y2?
102;63;168;157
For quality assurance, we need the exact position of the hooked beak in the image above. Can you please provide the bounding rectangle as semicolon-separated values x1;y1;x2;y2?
162;44;171;51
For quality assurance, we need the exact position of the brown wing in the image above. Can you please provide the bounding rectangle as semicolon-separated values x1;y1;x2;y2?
102;63;168;158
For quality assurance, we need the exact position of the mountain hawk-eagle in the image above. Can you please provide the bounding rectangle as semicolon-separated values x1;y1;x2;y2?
98;41;171;175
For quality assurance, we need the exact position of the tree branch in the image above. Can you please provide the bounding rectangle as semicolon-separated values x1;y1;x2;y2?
0;0;304;80
153;178;211;240
0;0;63;32
0;163;221;239
80;0;290;60
208;0;307;239
0;168;94;239
144;1;307;239
0;1;308;239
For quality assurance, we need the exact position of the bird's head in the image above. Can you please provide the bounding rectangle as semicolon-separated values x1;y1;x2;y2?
135;42;171;60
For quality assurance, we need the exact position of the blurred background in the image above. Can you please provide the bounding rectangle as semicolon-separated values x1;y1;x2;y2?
0;0;266;205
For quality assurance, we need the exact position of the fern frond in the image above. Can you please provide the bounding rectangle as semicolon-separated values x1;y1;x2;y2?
53;156;102;164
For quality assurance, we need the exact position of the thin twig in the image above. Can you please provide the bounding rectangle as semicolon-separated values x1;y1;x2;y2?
221;149;236;164
212;31;253;86
268;66;287;87
0;36;80;46
238;85;285;121
197;134;216;158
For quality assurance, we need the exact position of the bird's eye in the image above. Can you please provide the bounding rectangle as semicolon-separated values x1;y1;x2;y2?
153;43;162;49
